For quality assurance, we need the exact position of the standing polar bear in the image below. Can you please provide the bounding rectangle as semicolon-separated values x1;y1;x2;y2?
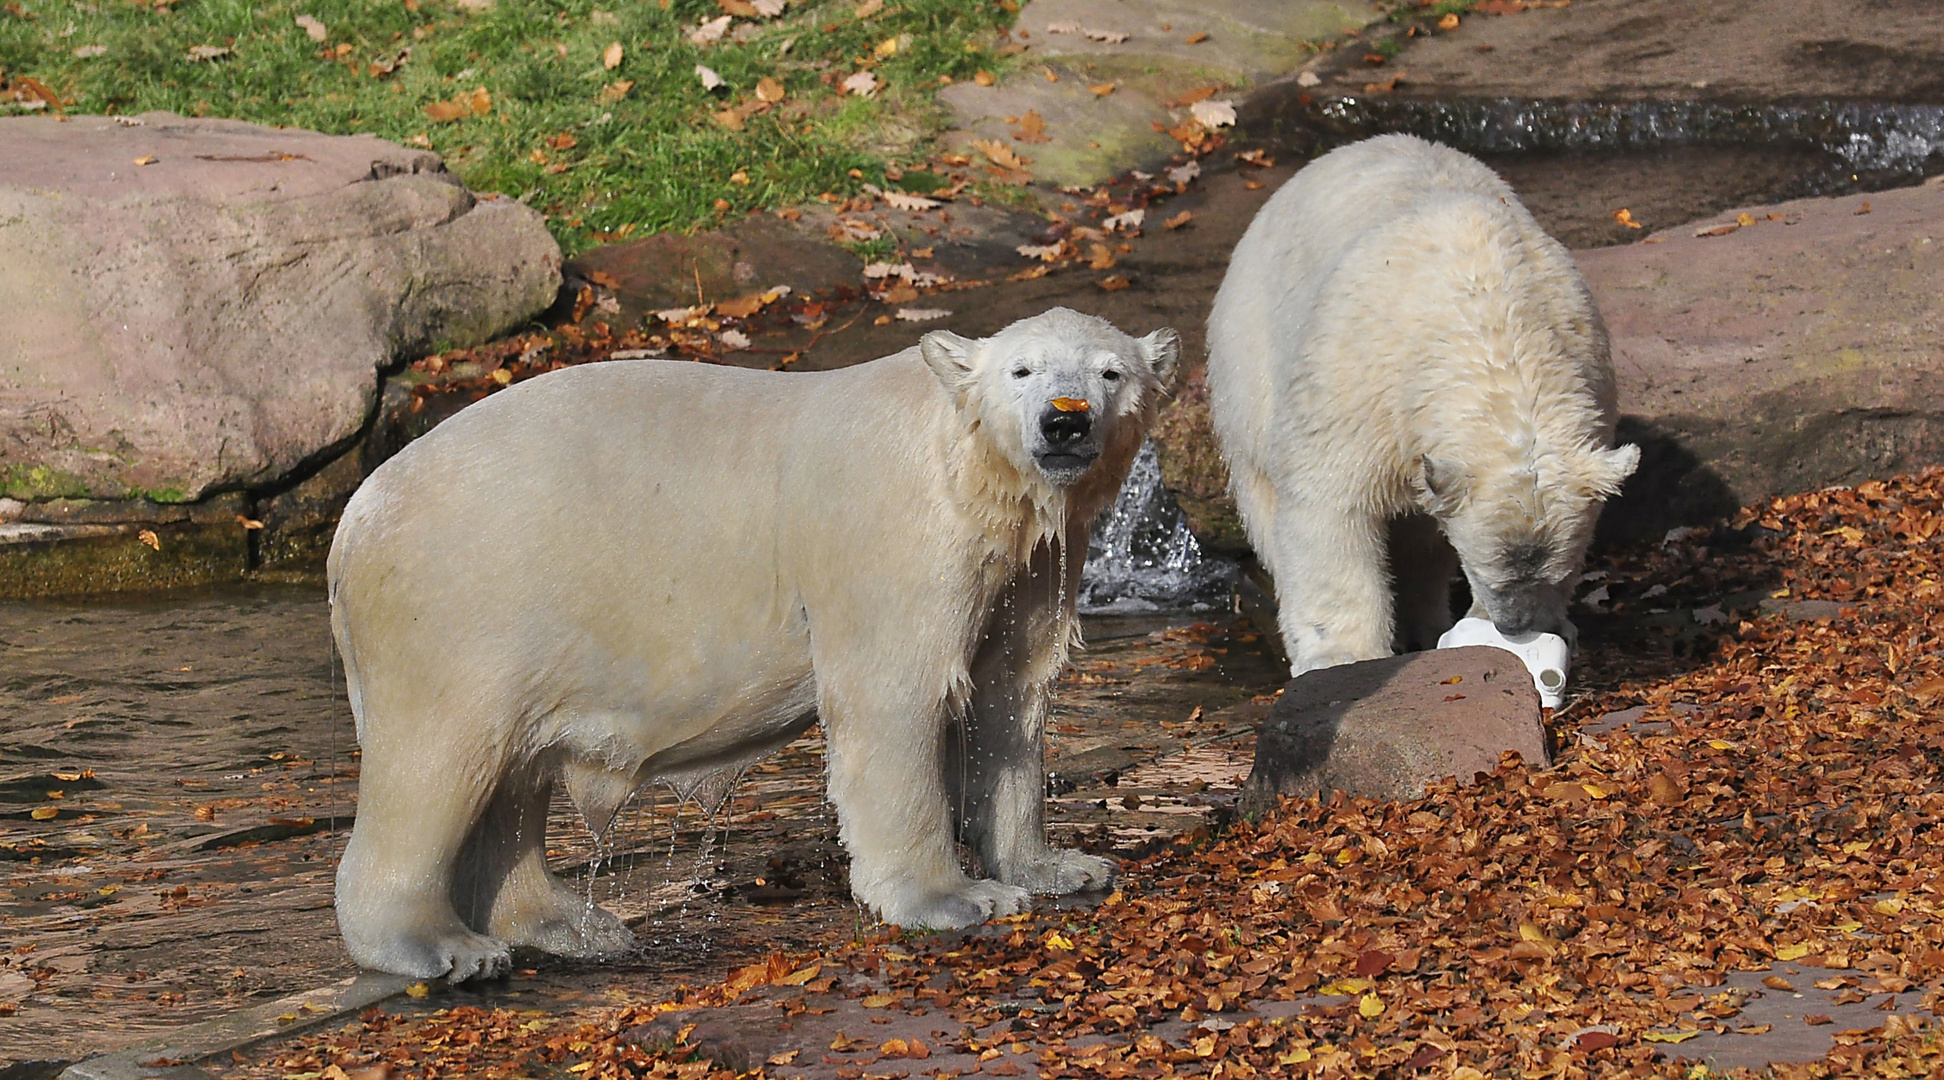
1207;135;1638;676
328;308;1177;980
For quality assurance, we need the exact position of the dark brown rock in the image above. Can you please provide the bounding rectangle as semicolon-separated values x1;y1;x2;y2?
1240;646;1546;815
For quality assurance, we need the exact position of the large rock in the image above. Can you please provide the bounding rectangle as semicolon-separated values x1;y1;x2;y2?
940;0;1378;188
1154;178;1944;549
0;112;560;504
1240;646;1547;814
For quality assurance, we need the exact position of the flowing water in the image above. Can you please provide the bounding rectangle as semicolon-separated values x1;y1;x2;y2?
1078;443;1236;615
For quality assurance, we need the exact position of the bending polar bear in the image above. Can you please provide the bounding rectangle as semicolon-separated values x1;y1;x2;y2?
328;307;1178;980
1207;134;1638;676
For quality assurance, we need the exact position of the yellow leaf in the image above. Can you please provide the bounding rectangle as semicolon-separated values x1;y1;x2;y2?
875;36;899;58
1841;840;1870;855
1044;930;1076;949
1736;212;1756;227
137;529;161;550
1438;12;1460;28
1832;919;1863;934
1874;898;1905;915
468;87;492;115
1358;992;1383;1018
1642;1030;1700;1044
599;80;634;103
1276;1048;1311;1065
31;806;57;820
602;41;623;70
778;963;821;985
973;70;995;86
406;981;431;998
424;99;468;123
1581;782;1609;799
1318;977;1373;996
1708;740;1734;750
767;1050;800;1066
1089;82;1115;96
133;155;158;166
756;76;785;102
1775;943;1813;961
1519;922;1549;943
861;993;894;1007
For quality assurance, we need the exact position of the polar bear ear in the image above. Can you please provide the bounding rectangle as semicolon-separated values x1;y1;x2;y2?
1588;443;1642;497
1138;327;1181;389
1417;455;1467;514
919;330;979;391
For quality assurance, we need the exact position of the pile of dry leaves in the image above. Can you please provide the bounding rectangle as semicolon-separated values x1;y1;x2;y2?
254;472;1944;1079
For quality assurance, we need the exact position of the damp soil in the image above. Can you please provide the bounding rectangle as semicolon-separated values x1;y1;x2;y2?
0;588;1284;1066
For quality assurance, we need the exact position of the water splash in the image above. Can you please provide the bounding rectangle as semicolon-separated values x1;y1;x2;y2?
1078;442;1235;614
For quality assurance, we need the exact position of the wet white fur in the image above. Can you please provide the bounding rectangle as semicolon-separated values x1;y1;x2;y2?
1207;135;1638;676
328;308;1178;980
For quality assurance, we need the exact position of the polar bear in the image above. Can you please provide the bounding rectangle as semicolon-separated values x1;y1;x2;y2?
327;308;1178;980
1206;134;1638;676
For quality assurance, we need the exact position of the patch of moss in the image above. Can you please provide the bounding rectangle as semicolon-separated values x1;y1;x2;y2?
0;465;95;501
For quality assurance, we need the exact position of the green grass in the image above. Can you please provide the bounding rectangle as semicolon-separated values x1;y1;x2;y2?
1;0;1016;252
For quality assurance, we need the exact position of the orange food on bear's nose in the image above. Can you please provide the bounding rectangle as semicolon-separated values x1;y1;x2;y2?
1051;397;1091;412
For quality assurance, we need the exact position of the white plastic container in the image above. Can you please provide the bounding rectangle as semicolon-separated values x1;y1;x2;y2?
1435;616;1570;709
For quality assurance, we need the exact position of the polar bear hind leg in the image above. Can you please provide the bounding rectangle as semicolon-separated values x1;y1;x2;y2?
950;550;1114;895
334;728;515;981
453;756;636;962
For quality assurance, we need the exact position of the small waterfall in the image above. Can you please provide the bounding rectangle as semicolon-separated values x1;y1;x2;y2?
1078;442;1235;614
1299;97;1944;184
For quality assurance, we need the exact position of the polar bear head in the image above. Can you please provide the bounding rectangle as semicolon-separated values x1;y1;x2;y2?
919;308;1179;492
1420;441;1639;638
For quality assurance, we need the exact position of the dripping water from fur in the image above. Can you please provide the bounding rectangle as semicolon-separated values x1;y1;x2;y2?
1078;442;1235;614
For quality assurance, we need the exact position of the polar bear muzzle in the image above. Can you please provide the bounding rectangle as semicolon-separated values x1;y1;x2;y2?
1036;406;1098;479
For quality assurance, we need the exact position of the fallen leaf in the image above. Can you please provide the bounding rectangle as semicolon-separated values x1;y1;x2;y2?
132;155;158;166
1855;201;1872;215
1438;12;1460;29
1185;31;1208;43
1695;222;1741;237
1190;99;1237;128
186;44;230;61
880;189;939;211
1641;1030;1699;1044
1103;208;1144;232
861;993;895;1008
1776;943;1815;961
854;0;882;16
1011;110;1049;143
896;308;951;322
599;79;633;102
72;44;106;58
1612;208;1642;229
1762;975;1795;990
973;70;995;87
30;806;57;820
602;42;623;69
1805;1014;1833;1026
874;36;899;58
137;528;161;549
294;14;327;42
841;70;878;97
1165;210;1193;229
689;14;732;45
1016;243;1062;261
1087;243;1116;269
713;108;745;131
755;76;785;102
1098;275;1131;291
1359;992;1384;1018
1646;772;1683;805
1089;82;1115;96
696;64;724;90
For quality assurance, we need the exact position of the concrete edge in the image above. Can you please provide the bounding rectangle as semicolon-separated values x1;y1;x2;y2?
57;973;415;1080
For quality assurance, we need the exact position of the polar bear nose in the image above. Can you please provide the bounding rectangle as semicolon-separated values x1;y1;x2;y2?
1041;409;1091;446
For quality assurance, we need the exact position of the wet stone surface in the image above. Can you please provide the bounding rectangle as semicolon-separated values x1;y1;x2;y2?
0;590;1283;1067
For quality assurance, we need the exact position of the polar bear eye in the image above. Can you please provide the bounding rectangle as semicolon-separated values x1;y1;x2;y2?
1011;366;1031;379
1102;369;1121;382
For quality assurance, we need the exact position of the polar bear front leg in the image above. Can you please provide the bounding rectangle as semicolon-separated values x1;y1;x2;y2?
818;670;1029;931
1267;497;1396;676
952;564;1115;895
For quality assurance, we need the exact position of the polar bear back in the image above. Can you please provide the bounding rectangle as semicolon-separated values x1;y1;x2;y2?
327;354;980;760
1208;134;1610;501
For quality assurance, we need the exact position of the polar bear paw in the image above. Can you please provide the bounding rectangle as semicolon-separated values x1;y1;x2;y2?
507;902;638;960
378;928;512;983
1001;848;1119;895
878;878;1031;931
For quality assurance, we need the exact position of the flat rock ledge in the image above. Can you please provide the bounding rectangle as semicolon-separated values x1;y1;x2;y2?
1239;646;1546;816
0;112;560;507
1155;177;1944;551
